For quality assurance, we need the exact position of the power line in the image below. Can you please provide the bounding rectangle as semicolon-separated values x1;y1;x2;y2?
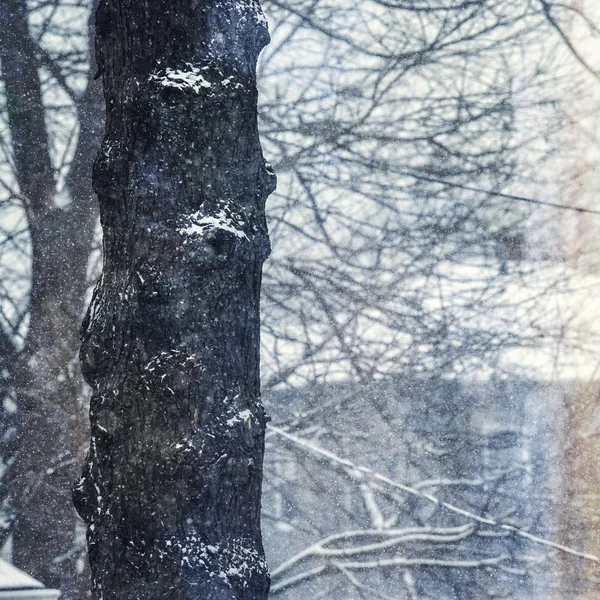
405;172;600;216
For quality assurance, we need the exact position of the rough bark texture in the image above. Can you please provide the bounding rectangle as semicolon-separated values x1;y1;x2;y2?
73;1;275;599
0;2;101;597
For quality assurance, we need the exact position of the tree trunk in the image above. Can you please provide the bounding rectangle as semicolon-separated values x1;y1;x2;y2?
0;2;100;597
74;1;275;598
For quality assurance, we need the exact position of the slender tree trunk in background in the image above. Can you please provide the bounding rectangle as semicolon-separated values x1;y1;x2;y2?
0;2;101;597
73;0;275;598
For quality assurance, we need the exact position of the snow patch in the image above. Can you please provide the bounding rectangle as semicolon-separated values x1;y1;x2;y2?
150;65;213;93
253;8;268;26
178;209;248;240
173;438;197;453
226;409;253;427
155;536;267;586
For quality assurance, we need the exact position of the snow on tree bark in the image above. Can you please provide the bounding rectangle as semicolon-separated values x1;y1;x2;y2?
73;1;276;599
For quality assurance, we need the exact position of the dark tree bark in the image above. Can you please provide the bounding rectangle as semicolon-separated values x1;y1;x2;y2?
74;1;276;599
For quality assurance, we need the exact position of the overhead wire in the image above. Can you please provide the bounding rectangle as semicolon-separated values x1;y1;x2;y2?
404;171;600;216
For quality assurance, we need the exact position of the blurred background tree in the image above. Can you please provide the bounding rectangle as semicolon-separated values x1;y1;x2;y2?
0;0;101;596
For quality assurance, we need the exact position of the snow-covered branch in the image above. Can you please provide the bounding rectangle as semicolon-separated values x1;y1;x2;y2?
268;424;600;563
271;524;475;578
